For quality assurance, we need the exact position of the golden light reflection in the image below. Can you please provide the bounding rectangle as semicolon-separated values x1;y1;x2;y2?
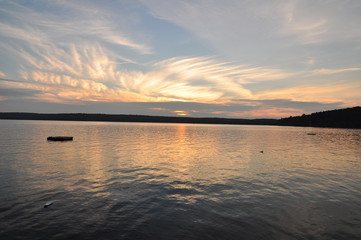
111;123;228;185
112;123;264;207
26;124;117;197
177;124;186;137
21;122;361;205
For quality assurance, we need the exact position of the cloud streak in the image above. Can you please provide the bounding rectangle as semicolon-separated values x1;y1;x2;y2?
255;81;361;107
7;42;296;105
142;0;361;66
0;0;151;54
310;68;361;75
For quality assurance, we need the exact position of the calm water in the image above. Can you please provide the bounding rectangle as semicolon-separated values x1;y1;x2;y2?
0;120;360;240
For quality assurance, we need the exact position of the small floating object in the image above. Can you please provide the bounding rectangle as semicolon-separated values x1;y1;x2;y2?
44;201;53;208
307;133;317;135
47;136;73;141
260;150;264;153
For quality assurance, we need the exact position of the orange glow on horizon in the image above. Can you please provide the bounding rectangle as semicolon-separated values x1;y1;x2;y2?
227;108;305;118
173;110;191;116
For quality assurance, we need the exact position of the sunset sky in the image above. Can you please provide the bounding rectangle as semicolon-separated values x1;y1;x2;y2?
1;0;360;118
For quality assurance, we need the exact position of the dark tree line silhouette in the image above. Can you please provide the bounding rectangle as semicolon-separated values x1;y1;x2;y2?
278;106;361;128
0;112;277;125
1;106;360;128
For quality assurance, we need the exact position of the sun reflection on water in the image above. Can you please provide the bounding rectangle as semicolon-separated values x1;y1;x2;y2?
1;121;361;239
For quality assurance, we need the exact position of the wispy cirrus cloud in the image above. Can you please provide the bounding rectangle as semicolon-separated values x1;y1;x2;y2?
0;22;47;45
277;1;329;44
278;0;361;45
2;29;358;113
0;0;151;55
8;41;295;104
310;68;361;75
255;81;361;107
142;0;361;67
1;0;360;118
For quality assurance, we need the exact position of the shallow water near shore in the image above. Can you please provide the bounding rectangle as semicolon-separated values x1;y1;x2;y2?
0;120;360;240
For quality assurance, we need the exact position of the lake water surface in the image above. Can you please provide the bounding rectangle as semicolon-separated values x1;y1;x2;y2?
0;120;360;240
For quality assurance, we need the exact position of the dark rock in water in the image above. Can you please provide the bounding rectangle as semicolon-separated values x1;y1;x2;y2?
44;201;53;208
47;136;73;141
307;133;316;135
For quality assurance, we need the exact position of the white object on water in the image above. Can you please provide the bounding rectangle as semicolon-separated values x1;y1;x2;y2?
44;201;53;208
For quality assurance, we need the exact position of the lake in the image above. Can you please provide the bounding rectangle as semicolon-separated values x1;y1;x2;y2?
0;120;360;240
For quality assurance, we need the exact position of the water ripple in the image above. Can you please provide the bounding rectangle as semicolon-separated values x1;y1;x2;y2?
1;121;360;239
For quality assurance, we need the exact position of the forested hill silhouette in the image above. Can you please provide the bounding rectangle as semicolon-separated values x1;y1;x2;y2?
0;112;277;125
279;106;361;129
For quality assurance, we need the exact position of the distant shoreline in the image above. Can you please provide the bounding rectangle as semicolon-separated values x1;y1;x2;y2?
1;106;360;129
0;112;278;126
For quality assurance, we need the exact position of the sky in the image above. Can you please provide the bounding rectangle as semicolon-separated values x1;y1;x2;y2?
0;0;360;118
